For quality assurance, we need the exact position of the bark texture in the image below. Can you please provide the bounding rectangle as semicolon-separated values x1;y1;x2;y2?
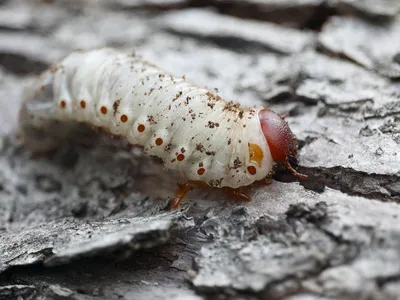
0;1;399;299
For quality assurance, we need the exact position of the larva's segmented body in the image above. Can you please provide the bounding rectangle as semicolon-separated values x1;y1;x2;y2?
20;48;306;205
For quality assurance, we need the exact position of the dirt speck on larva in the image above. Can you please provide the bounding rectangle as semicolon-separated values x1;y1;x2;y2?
113;99;121;115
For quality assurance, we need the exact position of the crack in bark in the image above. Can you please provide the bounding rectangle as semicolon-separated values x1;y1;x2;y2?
274;166;400;203
206;0;337;30
0;52;48;74
164;28;290;55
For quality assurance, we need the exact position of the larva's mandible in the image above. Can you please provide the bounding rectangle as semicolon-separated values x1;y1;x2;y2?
19;48;306;207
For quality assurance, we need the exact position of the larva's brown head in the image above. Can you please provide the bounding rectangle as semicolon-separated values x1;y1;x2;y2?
258;109;307;179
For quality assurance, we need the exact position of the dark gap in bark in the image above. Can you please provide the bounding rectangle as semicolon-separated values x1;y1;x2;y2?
165;29;288;54
0;53;48;75
190;1;337;31
274;166;400;203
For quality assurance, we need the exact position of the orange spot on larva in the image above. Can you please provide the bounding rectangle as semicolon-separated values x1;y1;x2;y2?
248;143;264;167
247;166;257;175
197;168;205;175
60;100;66;108
120;114;128;122
137;124;145;132
100;106;107;114
177;154;185;161
80;100;86;108
155;138;163;146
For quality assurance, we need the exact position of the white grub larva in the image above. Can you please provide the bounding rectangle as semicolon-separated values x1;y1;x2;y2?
19;48;307;208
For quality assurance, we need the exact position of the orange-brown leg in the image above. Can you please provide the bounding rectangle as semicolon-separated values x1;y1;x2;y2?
224;176;275;203
171;177;274;208
224;187;251;202
279;112;290;119
284;159;308;180
171;181;209;209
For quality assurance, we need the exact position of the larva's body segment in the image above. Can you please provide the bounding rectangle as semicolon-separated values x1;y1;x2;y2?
20;48;303;192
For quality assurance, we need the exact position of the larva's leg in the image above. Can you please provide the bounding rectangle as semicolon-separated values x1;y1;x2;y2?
279;112;290;119
171;183;192;209
284;158;308;180
224;177;274;203
171;181;209;209
224;187;251;202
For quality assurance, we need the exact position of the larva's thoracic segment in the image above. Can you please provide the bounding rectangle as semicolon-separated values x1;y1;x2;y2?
20;48;279;188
